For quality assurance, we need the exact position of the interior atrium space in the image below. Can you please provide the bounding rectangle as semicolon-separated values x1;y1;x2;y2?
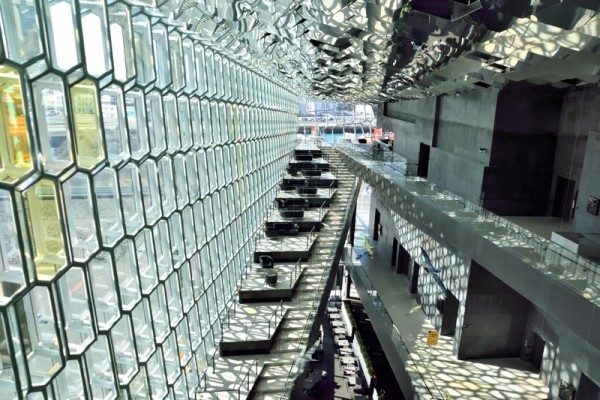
1;0;600;399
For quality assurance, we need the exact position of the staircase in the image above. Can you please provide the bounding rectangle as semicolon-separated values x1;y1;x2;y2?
196;145;358;399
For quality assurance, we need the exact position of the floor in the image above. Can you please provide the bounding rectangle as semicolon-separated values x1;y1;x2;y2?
350;183;549;400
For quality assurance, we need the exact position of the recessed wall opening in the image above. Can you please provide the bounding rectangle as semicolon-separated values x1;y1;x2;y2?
410;261;420;295
373;208;381;241
458;261;531;360
440;291;459;336
417;143;430;178
575;373;599;400
553;176;576;221
396;244;410;275
391;237;398;267
528;332;545;373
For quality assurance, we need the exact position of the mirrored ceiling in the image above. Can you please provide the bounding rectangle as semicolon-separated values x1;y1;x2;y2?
170;0;600;103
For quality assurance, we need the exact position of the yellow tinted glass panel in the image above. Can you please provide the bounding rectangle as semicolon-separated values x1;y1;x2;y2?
70;80;105;169
0;65;33;183
25;179;66;279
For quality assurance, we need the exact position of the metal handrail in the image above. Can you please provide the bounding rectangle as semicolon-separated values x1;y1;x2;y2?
196;358;259;397
277;161;358;397
348;253;446;399
335;143;600;304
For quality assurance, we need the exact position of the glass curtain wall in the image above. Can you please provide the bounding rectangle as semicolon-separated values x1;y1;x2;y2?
0;1;298;398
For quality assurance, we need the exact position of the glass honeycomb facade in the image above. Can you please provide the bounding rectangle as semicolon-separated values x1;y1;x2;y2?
0;1;298;398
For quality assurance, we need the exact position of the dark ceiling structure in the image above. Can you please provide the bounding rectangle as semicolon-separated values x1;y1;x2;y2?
174;0;600;103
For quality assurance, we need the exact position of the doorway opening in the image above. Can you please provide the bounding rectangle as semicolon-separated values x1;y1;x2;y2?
576;373;599;400
391;237;398;267
410;261;420;294
529;333;545;372
552;177;576;221
417;143;431;178
373;209;381;241
396;245;410;275
440;291;459;336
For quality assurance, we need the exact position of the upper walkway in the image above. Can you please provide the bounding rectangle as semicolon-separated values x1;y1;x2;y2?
347;183;548;399
336;143;600;307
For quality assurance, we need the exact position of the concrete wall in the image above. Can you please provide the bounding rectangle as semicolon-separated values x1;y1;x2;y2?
369;185;600;398
382;89;498;203
458;261;531;360
369;192;471;355
382;96;436;165
573;131;600;233
551;87;600;220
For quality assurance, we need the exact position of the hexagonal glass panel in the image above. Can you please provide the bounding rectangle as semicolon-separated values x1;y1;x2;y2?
101;85;130;166
113;238;141;311
157;157;176;217
165;272;183;328
108;2;135;83
131;298;155;363
178;262;194;312
85;335;117;400
93;168;124;247
0;189;26;304
162;332;179;384
138;159;161;225
135;228;158;295
57;266;94;355
204;48;216;98
149;284;169;344
0;65;33;184
14;285;62;387
153;219;172;281
151;23;171;90
147;348;167;398
178;97;192;150
182;39;197;95
145;91;166;157
175;321;191;366
62;172;99;262
173;154;188;210
199;99;212;146
0;0;44;64
194;43;207;97
132;14;155;86
168;31;185;92
163;94;180;154
32;73;73;174
23;179;66;279
79;0;111;77
185;153;199;203
125;89;149;160
118;163;144;234
70;79;105;170
168;213;185;269
192;201;206;249
52;359;85;399
43;0;81;72
110;315;138;385
189;98;202;149
88;251;120;331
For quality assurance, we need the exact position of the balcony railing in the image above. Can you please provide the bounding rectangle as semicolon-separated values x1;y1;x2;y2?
335;143;600;306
